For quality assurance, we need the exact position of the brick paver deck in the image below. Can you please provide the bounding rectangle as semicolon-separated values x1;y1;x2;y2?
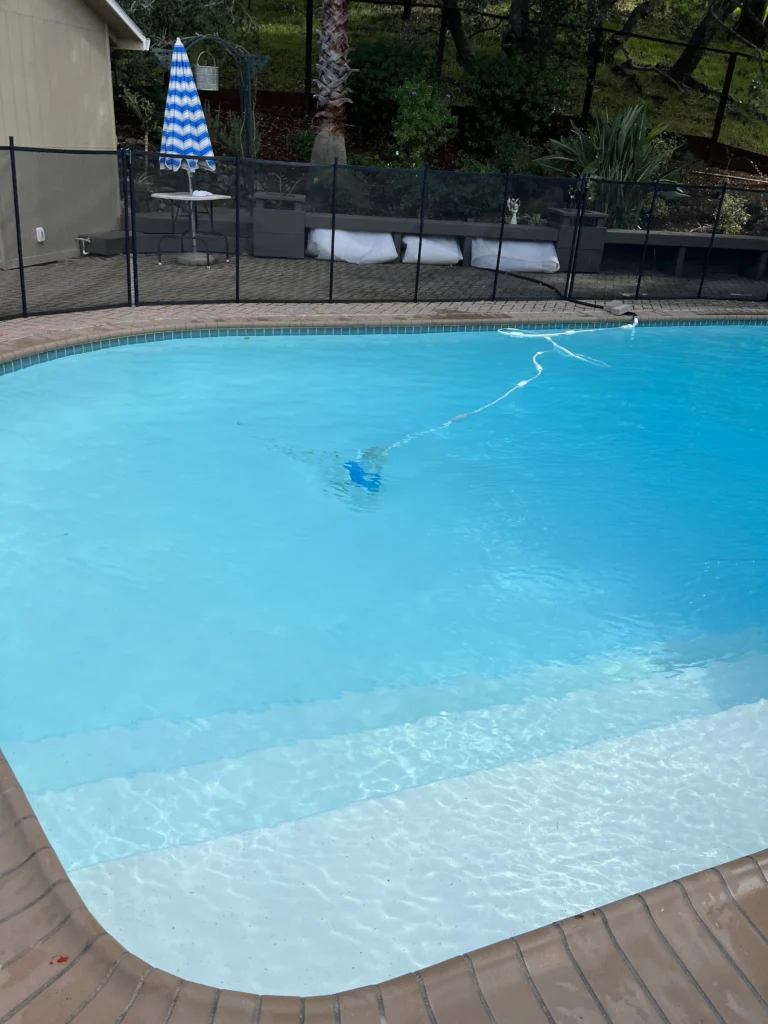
1;252;767;323
2;300;768;1022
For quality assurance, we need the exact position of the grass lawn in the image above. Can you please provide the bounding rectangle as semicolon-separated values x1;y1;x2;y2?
254;1;768;159
257;0;524;96
590;29;768;154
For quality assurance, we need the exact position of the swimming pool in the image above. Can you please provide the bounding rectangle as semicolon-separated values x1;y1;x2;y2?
1;322;767;994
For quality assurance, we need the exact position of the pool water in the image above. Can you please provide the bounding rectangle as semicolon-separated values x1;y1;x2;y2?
2;323;768;993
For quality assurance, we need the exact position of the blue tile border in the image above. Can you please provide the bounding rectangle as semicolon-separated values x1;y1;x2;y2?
2;316;768;376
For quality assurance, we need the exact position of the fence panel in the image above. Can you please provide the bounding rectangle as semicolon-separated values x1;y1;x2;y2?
492;174;580;302
634;183;724;300
0;147;24;320
4;145;768;316
698;186;768;301
568;178;655;302
9;148;130;316
237;158;330;302
130;151;238;305
329;164;423;301
406;168;504;302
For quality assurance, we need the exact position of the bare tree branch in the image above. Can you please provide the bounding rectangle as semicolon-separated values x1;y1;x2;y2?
616;42;688;91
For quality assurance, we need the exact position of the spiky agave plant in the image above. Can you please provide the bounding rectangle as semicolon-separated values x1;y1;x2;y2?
310;0;352;165
538;106;673;228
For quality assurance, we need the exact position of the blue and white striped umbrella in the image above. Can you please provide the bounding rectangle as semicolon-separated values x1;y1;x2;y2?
160;38;216;173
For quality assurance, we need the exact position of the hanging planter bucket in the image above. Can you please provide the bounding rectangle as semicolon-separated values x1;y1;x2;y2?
194;52;219;91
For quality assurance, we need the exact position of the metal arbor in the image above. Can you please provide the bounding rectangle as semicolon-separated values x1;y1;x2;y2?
152;35;269;158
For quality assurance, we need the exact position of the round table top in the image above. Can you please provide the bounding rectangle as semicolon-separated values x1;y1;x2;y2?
150;192;231;202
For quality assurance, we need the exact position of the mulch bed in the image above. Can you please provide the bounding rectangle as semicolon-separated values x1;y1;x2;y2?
257;107;314;162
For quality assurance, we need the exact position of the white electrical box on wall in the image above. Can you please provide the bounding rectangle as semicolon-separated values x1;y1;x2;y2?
35;227;45;243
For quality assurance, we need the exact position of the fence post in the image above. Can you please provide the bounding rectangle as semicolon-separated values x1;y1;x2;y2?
235;154;241;302
127;149;140;306
567;177;589;300
492;171;511;302
635;179;659;301
8;137;28;318
563;181;582;299
329;159;338;302
710;52;738;160
413;164;429;302
698;183;726;299
580;26;603;128
119;147;132;307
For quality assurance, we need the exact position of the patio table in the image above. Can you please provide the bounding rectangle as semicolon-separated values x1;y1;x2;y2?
151;192;232;266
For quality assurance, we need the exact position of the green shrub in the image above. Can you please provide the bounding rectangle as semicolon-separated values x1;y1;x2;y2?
458;134;542;175
349;42;431;140
538;106;672;228
457;155;499;173
538;106;669;184
425;169;506;220
306;164;422;217
204;104;254;157
464;56;568;153
519;211;545;225
717;192;749;234
286;129;314;162
652;131;687;178
392;80;457;167
493;133;544;174
348;151;392;167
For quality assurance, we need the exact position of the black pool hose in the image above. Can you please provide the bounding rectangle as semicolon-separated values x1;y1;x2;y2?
503;270;637;319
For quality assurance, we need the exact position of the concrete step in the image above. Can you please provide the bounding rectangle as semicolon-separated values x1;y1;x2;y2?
82;229;250;256
15;649;732;868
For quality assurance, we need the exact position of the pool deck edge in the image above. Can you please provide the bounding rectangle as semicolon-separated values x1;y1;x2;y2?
2;299;768;367
3;752;768;1023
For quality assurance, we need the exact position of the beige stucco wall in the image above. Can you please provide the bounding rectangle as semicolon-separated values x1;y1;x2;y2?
0;0;122;272
0;149;123;271
0;0;118;149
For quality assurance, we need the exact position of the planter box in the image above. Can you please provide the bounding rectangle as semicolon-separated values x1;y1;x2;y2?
546;207;609;228
253;208;306;258
606;227;768;278
547;208;608;273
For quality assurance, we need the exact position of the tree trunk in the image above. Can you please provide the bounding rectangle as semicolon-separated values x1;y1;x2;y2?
311;0;351;164
440;0;475;68
669;0;739;84
502;0;531;53
734;0;768;45
604;0;656;59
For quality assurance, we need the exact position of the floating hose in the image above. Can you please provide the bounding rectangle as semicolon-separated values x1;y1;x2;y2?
345;319;637;493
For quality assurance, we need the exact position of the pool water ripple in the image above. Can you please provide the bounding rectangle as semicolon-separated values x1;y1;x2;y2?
2;324;768;990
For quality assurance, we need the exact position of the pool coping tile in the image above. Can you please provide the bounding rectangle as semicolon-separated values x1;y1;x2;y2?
2;309;768;377
0;753;766;1023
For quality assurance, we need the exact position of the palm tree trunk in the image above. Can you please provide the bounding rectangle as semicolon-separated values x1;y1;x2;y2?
311;0;351;164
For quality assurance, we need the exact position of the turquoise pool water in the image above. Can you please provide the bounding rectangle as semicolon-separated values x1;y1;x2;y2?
2;323;768;991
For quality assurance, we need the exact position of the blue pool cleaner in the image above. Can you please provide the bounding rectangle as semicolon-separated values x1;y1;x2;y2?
344;460;382;493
